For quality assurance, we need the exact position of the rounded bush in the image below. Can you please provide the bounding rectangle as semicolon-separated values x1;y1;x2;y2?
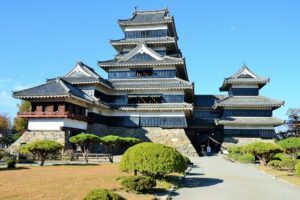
243;142;283;165
277;137;300;158
6;159;16;169
120;176;156;192
238;153;255;164
83;189;125;200
183;156;193;166
120;142;187;178
267;159;297;171
267;160;282;169
295;162;300;178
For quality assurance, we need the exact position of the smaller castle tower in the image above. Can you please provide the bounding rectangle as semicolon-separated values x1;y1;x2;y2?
215;65;284;139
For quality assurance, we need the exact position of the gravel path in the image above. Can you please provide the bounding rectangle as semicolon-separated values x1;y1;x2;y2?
172;155;300;200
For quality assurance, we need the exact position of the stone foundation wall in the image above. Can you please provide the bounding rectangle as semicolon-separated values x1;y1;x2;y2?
223;137;274;147
8;130;66;153
88;123;197;156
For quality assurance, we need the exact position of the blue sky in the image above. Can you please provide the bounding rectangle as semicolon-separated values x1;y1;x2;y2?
0;0;299;121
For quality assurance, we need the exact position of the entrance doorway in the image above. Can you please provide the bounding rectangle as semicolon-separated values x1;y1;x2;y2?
191;130;224;156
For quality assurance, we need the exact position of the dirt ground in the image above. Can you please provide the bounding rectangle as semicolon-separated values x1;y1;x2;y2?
0;164;153;200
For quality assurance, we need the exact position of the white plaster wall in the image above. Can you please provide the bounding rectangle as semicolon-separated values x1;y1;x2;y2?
28;118;87;131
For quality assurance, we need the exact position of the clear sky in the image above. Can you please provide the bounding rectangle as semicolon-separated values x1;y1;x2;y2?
0;0;299;121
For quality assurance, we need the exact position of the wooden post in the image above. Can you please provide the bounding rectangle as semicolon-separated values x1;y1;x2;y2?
36;105;43;113
58;104;65;113
47;104;54;113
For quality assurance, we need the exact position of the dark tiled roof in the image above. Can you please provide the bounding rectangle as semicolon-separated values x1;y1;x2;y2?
109;103;192;111
62;77;112;88
13;79;94;103
220;65;269;91
63;61;112;88
110;37;176;46
109;78;193;91
118;9;173;26
215;117;284;126
194;95;227;108
214;96;284;109
98;56;184;68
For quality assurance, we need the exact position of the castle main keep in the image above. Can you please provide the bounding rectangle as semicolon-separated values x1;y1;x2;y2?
12;9;284;155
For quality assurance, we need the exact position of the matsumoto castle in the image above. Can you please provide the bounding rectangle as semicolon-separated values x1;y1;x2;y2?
11;9;284;155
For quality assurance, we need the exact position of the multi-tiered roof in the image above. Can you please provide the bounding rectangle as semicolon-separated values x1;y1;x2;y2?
98;9;188;81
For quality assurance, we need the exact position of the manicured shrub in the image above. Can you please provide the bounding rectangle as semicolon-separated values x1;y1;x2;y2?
20;140;63;166
267;160;282;169
69;133;101;164
0;148;9;160
267;158;297;171
272;153;291;161
243;142;283;166
227;146;243;154
120;176;156;193
6;159;16;169
227;146;243;161
83;188;125;200
277;137;300;158
295;162;300;178
120;142;187;179
100;135;141;154
183;156;193;166
238;153;255;164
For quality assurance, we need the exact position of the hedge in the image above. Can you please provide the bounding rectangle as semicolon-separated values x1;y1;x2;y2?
120;142;187;179
83;189;125;200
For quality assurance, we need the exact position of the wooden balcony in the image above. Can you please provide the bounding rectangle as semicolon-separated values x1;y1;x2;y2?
18;111;91;122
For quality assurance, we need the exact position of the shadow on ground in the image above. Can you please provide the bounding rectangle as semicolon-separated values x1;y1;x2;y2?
0;167;29;171
183;177;223;188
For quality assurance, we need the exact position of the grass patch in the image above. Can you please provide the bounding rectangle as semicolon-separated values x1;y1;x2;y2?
258;166;300;187
0;163;153;200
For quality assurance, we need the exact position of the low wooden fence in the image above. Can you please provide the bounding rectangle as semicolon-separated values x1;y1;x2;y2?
74;153;113;163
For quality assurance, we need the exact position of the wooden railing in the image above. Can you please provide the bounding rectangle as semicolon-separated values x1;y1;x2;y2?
74;153;113;163
18;111;90;122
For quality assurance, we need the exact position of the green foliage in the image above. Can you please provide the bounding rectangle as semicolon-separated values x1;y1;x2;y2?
69;133;101;164
13;100;30;133
100;135;123;146
297;152;300;159
227;146;244;161
100;135;141;155
69;133;101;147
238;153;255;164
100;135;141;147
295;162;300;178
120;176;156;193
20;140;63;166
120;142;187;179
6;159;16;169
272;153;291;161
0;148;9;160
83;188;125;200
267;160;282;168
227;146;243;154
243;142;283;165
277;137;300;158
0;133;21;146
267;159;298;171
183;156;192;166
